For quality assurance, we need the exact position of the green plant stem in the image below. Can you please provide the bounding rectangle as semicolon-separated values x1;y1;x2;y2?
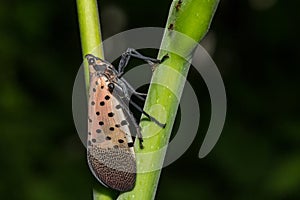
77;0;104;88
76;0;117;200
118;0;219;199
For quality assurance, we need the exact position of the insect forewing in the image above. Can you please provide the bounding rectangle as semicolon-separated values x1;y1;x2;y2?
87;59;137;192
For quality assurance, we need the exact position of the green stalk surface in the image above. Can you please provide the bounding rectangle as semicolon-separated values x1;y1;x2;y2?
118;0;219;199
77;0;117;199
77;0;104;88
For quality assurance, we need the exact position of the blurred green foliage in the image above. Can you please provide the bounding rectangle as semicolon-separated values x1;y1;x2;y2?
0;0;299;199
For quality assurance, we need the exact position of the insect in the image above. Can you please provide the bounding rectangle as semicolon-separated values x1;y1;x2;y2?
86;48;168;192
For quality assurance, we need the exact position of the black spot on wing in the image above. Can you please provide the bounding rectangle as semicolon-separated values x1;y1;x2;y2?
116;105;121;109
105;95;110;100
121;120;128;126
128;142;134;147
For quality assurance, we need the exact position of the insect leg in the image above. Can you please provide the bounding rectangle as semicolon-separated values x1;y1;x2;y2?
120;77;147;101
129;100;166;128
115;78;166;127
117;48;169;77
127;114;144;149
136;126;144;149
116;79;165;128
115;94;145;149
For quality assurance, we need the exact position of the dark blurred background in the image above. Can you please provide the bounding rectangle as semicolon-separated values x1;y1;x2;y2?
1;0;299;199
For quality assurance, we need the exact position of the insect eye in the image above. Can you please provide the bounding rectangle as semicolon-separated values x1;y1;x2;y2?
88;58;95;65
108;83;114;91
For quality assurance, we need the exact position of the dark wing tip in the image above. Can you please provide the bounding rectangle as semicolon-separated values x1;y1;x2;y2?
87;147;136;192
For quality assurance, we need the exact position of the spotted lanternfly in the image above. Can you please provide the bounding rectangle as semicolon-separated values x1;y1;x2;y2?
86;48;168;192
